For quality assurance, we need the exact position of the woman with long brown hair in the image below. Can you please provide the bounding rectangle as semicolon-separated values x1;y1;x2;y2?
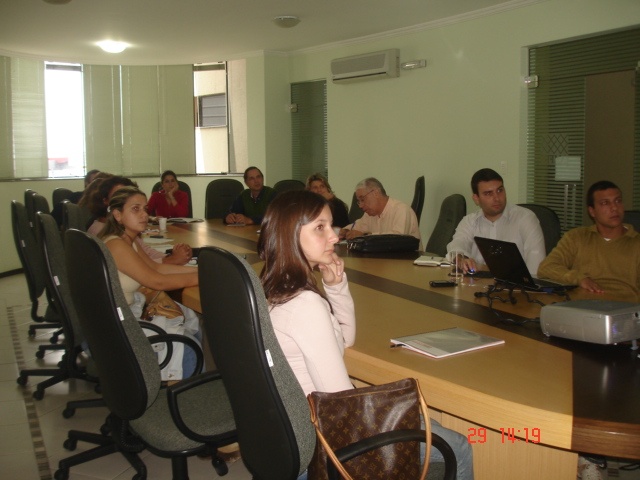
258;190;473;479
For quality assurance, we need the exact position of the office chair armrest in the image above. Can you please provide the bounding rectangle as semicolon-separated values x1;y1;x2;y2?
328;431;456;480
139;322;173;369
165;370;226;443
145;333;204;377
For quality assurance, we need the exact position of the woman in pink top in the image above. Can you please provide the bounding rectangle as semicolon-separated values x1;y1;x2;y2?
258;190;356;396
258;190;474;480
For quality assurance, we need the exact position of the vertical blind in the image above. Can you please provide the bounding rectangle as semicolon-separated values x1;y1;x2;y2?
0;56;195;179
291;80;327;182
527;27;640;232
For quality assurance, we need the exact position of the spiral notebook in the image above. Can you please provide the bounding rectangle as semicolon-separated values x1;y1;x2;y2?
391;327;504;358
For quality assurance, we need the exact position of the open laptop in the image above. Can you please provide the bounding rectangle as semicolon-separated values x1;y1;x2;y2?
473;236;576;292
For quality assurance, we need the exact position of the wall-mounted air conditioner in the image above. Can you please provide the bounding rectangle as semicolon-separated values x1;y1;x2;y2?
331;49;399;84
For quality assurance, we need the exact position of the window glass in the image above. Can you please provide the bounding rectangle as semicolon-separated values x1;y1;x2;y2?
45;63;85;178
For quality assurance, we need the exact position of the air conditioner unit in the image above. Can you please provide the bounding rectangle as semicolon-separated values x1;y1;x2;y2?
331;49;400;84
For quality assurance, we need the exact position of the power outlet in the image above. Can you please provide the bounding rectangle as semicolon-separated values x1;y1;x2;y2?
500;161;508;173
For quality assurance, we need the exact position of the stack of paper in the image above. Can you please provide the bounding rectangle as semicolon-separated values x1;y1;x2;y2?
391;327;504;358
413;255;451;267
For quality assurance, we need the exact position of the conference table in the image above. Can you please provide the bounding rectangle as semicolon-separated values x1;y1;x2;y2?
156;219;640;479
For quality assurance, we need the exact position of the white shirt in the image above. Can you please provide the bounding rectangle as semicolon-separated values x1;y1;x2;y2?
447;203;545;274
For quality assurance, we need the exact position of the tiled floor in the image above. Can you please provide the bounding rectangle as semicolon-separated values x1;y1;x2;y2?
0;273;251;480
1;272;639;480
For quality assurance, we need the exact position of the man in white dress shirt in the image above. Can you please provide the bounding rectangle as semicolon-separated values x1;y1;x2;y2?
447;168;545;274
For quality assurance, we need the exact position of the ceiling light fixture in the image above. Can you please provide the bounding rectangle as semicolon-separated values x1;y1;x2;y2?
272;15;300;28
97;40;129;54
42;0;72;4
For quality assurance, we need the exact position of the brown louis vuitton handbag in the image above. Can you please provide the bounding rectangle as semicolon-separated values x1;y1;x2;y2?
137;286;183;321
307;378;431;480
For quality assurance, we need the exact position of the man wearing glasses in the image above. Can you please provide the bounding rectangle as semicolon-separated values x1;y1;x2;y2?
338;177;421;245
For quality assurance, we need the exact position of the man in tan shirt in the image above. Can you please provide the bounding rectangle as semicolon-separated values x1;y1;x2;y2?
538;180;640;301
338;177;421;246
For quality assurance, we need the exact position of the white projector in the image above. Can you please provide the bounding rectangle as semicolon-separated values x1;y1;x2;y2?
540;300;640;344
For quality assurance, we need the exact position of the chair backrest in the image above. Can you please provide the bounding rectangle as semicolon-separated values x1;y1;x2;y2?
152;180;193;217
411;176;426;225
425;194;467;256
62;200;93;233
198;247;315;480
36;212;84;348
25;189;50;229
204;178;244;219
52;187;74;207
347;192;364;223
517;203;561;255
65;229;161;420
11;201;46;303
623;210;640;232
273;179;306;195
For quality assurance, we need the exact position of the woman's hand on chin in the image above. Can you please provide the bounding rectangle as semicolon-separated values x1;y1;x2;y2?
318;253;344;286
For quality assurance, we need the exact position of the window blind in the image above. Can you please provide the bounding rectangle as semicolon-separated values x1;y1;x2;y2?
527;27;640;232
291;80;327;182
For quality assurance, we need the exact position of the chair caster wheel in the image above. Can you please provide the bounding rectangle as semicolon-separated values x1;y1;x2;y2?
63;438;77;451
62;407;75;419
28;328;36;338
36;350;45;359
100;423;111;436
213;456;229;476
50;336;59;344
54;468;69;480
17;375;28;386
33;389;44;400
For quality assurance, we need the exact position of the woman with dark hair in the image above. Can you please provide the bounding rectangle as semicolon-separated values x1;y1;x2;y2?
85;175;192;265
258;190;474;479
147;170;189;218
258;189;355;394
305;173;350;228
99;186;200;380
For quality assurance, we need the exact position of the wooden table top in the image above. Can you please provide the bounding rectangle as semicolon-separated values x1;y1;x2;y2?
161;220;640;459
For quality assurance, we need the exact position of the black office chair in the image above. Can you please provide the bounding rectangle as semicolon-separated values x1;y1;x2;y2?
197;247;457;479
10;201;63;350
347;192;364;223
61;200;93;234
518;203;561;255
426;194;467;256
623;210;640;232
25;189;51;229
16;213;101;401
58;230;237;480
273;179;306;195
52;187;74;207
204;178;244;219
411;175;426;225
151;179;193;218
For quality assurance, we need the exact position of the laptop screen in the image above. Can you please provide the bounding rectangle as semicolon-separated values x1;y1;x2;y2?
473;236;538;288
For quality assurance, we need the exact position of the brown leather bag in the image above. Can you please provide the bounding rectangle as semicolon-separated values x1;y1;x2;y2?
307;378;431;480
138;286;183;320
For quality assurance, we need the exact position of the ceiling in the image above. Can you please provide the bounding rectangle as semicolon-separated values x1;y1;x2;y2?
0;0;530;65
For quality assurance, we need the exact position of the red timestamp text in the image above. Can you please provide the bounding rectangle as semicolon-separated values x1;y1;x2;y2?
467;427;541;444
